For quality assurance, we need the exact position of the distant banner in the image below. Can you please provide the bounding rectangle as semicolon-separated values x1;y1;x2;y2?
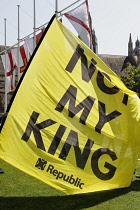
1;52;16;93
0;16;140;195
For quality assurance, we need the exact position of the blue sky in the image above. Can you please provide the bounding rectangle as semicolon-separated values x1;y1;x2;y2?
0;0;139;55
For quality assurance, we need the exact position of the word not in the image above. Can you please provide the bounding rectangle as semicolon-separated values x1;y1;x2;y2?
65;44;128;105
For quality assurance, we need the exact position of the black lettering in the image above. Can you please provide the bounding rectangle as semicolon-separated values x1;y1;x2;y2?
22;111;56;151
65;44;82;73
69;175;75;184
74;178;79;186
96;71;119;94
95;101;121;133
65;44;97;82
76;178;81;187
46;164;54;173
122;93;128;105
48;124;67;155
59;130;94;169
55;85;95;125
45;163;85;189
63;174;70;182
52;170;58;176
79;182;84;189
91;148;117;180
56;172;64;179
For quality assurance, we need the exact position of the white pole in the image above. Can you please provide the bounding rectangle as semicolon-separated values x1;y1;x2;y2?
59;0;82;13
17;5;20;82
33;0;36;50
4;18;7;112
55;0;58;17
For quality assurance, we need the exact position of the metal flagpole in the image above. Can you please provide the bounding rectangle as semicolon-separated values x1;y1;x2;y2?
17;5;20;82
33;0;36;50
4;18;7;112
55;0;58;17
58;0;82;13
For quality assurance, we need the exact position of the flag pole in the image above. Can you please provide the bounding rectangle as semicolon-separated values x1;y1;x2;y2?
4;18;7;112
58;0;82;13
55;0;58;17
17;5;20;82
33;0;36;50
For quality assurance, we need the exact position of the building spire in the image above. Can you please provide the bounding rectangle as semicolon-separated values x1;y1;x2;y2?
128;33;133;56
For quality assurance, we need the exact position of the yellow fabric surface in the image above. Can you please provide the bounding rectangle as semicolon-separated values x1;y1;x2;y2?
0;16;140;195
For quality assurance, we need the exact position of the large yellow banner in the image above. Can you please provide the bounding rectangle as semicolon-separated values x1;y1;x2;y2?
0;15;140;195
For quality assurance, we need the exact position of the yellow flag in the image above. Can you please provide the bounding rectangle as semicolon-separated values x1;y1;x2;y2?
0;15;140;195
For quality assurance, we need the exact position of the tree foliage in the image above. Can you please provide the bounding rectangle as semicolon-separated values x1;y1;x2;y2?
120;63;140;95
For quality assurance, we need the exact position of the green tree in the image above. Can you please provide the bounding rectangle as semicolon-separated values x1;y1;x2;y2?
120;63;140;95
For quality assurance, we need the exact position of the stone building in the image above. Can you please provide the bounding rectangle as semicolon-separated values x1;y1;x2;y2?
99;34;138;76
0;33;139;112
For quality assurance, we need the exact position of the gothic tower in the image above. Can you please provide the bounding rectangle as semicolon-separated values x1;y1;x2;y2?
128;34;140;65
128;33;133;56
133;37;140;56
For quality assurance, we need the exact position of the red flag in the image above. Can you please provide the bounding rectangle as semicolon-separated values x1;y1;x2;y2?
1;52;16;93
11;43;29;76
20;44;29;73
